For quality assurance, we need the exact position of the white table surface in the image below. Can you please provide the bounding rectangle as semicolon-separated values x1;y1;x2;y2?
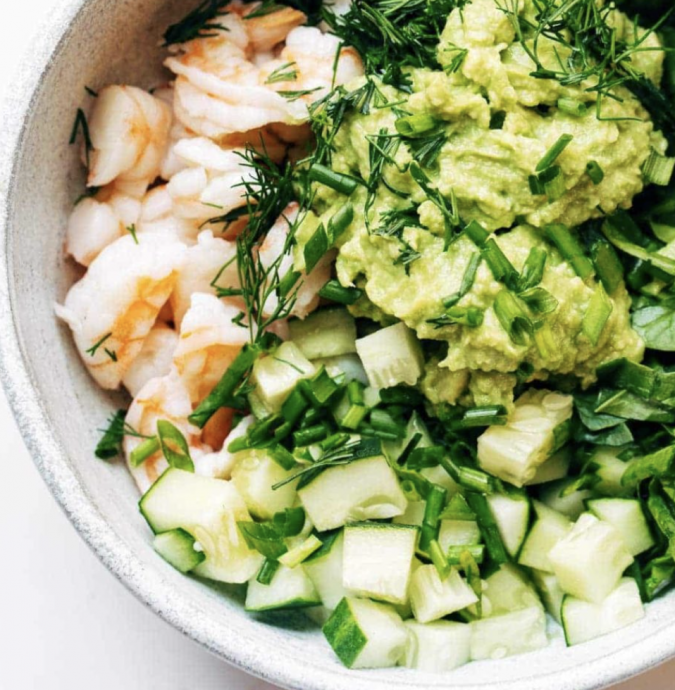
1;1;674;688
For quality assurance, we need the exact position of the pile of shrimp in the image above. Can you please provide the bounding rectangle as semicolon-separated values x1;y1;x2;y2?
56;1;364;493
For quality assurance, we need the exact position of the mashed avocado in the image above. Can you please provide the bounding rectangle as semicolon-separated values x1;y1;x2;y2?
297;0;664;405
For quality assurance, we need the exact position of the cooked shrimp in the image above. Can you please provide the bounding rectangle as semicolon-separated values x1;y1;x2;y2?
122;323;179;397
136;185;203;245
87;85;172;190
259;203;331;320
165;7;363;139
66;184;143;266
170;229;240;328
124;372;199;493
198;415;254;479
229;1;307;52
173;292;250;404
55;234;185;390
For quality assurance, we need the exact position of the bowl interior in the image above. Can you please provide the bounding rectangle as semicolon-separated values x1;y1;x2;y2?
3;1;675;689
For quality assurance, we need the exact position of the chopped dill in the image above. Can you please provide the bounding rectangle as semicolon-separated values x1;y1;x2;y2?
265;62;299;84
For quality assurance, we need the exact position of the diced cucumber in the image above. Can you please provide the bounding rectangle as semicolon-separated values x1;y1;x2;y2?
245;564;320;612
403;621;471;672
385;412;433;463
591;446;634;497
538;478;592;520
305;606;332;626
251;342;315;412
420;465;460;495
323;597;408;669
470;606;548;661
526;448;571;486
587;498;655;556
153;528;205;574
483;564;542;617
139;469;263;583
486;492;531;558
304;531;347;610
438;519;482;550
298;456;407;531
562;578;644;646
343;523;417;605
393;500;426;527
549;513;634;603
355;323;424;389
289;308;357;359
314;354;368;385
231;449;298;520
518;501;572;573
530;569;565;624
477;389;573;487
410;565;478;624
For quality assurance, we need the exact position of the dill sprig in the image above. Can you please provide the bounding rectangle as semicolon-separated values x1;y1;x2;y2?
322;0;469;90
163;0;230;46
496;0;675;145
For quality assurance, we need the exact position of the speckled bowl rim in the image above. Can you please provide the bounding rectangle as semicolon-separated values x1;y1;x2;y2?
1;2;675;689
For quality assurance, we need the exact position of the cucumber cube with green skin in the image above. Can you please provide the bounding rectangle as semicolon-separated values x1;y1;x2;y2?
483;564;542;617
410;565;478;624
139;469;263;584
231;449;298;520
587;498;655;556
549;513;634;603
304;531;348;610
323;597;408;669
486;492;531;558
538;478;592;520
420;464;460;495
518;501;572;573
245;565;320;612
530;569;565;624
562;578;644;646
477;389;573;487
470;606;548;661
591;446;635;497
289;308;357;360
438;519;482;550
403;621;471;672
342;523;417;605
314;354;368;385
298;456;407;532
153;528;205;574
355;322;424;389
251;342;315;412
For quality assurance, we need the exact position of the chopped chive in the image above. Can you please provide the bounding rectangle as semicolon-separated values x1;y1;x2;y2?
319;280;362;305
256;559;280;585
533;320;556;359
529;174;545;196
94;410;127;460
301;368;341;407
489;111;506;130
281;388;309;425
443;252;482;308
590;239;623;294
643;150;675;187
518;247;547;291
557;98;588;117
482;238;519;288
586;160;605;185
427;306;484;329
454;405;508;429
320;432;350;452
129;436;160;468
395;113;437;137
157;420;194;472
293;423;330;447
278;535;323;568
277;270;301;298
446;544;485;565
465;492;508;565
327;202;354;242
519;286;558;315
493;290;532;346
543;168;567;202
370;409;404;438
309;164;360;195
304;224;329;274
419;484;447;553
268;444;298;471
582;283;613;346
188;343;262;428
429;539;451;580
536;134;574;172
465;220;489;247
544;223;595;280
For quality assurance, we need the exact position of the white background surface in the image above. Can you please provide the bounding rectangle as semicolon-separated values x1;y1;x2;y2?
0;1;674;689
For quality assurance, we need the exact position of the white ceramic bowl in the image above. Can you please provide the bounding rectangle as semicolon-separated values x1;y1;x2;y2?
1;1;674;688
